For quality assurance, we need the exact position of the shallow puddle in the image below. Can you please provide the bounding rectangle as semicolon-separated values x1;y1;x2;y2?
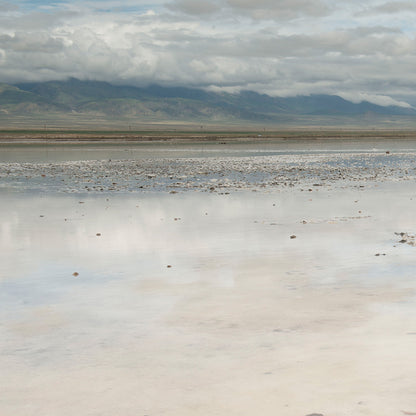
1;145;416;416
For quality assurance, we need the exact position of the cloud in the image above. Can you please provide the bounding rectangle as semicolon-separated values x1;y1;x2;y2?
166;0;221;16
166;0;329;20
338;92;413;108
0;1;18;12
0;1;416;106
363;1;416;14
225;0;330;20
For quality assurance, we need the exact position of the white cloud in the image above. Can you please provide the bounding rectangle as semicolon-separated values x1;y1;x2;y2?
338;92;413;108
0;1;416;106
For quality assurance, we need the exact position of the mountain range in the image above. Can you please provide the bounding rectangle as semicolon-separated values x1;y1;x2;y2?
0;78;415;125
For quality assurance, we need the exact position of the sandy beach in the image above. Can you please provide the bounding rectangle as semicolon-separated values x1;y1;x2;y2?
1;138;416;416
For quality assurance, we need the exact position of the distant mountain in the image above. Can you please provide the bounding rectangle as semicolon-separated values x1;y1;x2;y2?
0;78;414;122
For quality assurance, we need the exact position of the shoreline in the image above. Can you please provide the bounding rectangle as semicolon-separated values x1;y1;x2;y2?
2;129;416;144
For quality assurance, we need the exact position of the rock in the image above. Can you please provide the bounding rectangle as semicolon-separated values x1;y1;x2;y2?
395;232;416;246
72;272;79;277
290;235;296;239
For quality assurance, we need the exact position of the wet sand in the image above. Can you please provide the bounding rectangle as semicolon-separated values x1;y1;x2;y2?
1;141;416;416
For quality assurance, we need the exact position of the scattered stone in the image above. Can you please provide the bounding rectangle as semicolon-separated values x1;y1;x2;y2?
73;272;79;277
290;235;297;239
3;150;416;194
167;265;172;268
395;232;416;246
96;233;101;236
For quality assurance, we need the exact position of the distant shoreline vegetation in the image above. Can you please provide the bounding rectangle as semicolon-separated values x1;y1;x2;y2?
2;129;416;144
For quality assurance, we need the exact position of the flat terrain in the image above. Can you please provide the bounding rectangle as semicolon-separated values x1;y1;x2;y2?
2;138;416;416
2;129;416;144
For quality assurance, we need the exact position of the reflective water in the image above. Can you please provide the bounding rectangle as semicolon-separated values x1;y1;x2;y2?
2;137;416;162
2;145;416;416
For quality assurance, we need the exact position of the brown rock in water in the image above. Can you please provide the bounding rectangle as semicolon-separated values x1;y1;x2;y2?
73;272;79;277
290;235;297;239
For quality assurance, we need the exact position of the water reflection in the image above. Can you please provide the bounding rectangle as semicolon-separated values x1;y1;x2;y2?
2;187;416;292
2;182;416;415
2;138;416;162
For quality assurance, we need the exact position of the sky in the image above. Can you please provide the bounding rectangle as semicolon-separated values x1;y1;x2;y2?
1;0;416;106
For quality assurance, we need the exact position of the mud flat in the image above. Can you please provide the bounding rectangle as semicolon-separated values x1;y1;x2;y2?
1;141;416;416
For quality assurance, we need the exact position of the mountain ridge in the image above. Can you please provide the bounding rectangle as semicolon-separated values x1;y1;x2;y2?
0;78;414;123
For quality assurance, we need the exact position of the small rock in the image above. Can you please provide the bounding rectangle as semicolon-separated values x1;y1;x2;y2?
290;235;296;239
96;233;101;236
167;265;172;268
73;272;79;277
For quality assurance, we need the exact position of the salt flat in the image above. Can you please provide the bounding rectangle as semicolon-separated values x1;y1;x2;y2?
1;140;416;416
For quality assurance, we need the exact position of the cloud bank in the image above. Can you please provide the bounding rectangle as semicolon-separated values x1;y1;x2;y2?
1;0;416;106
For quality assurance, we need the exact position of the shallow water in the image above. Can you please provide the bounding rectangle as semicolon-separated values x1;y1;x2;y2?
2;144;416;416
2;137;416;162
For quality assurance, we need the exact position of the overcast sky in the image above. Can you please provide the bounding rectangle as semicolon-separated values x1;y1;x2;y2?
1;0;416;106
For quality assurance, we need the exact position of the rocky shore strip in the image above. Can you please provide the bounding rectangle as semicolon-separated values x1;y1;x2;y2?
1;151;415;194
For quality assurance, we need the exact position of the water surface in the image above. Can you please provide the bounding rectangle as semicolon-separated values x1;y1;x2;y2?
2;144;416;416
